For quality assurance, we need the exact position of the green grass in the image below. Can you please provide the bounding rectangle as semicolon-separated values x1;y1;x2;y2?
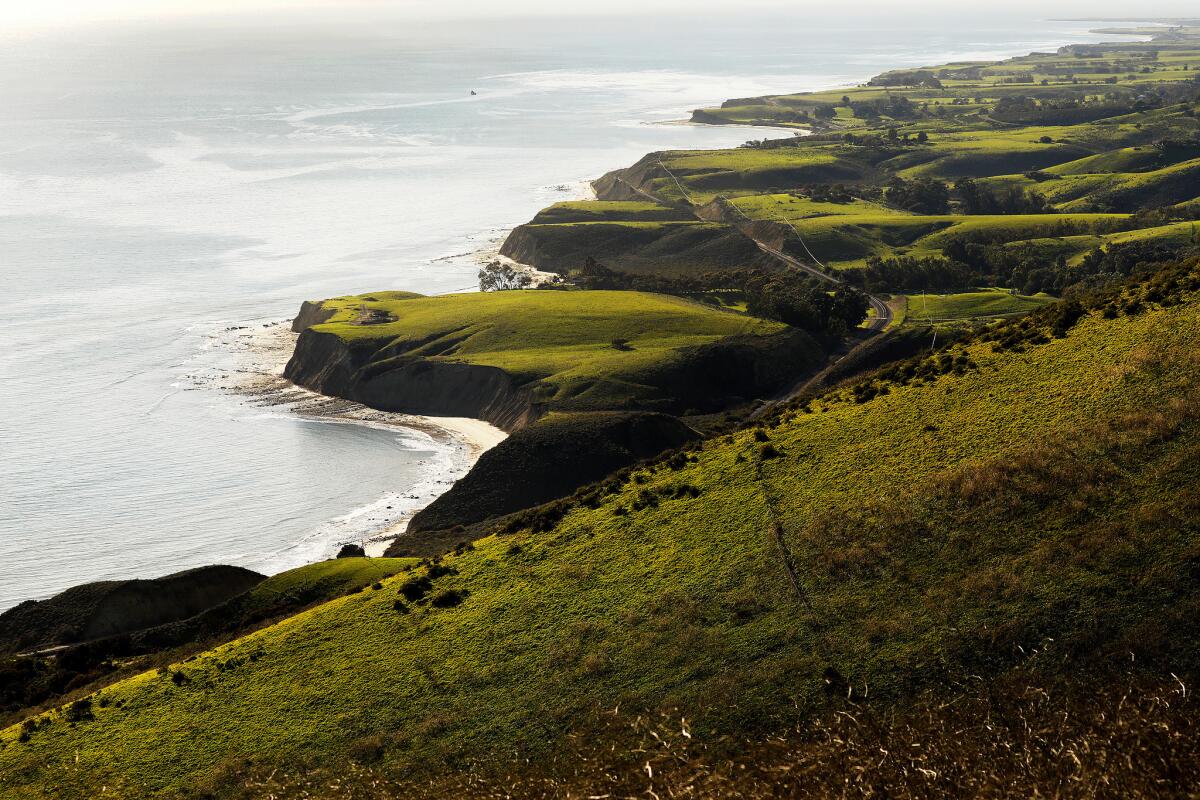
239;559;416;615
584;38;1200;282
737;212;1129;270
651;147;876;202
5;268;1200;798
309;290;791;407
501;218;768;276
726;193;908;222
530;201;688;224
6;30;1200;800
900;288;1055;322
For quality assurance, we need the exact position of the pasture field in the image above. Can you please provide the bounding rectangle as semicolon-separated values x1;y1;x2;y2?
306;289;796;408
901;288;1055;322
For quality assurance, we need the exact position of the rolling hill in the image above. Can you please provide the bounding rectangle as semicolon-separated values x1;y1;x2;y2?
3;260;1198;798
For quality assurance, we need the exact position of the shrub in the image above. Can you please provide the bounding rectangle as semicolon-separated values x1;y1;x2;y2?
399;576;433;602
425;562;459;580
65;698;94;723
336;544;366;559
430;589;469;609
347;734;388;764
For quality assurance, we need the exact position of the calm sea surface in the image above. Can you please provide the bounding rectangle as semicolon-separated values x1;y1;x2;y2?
0;10;1123;609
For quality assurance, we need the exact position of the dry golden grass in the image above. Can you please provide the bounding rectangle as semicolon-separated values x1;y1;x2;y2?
208;672;1199;799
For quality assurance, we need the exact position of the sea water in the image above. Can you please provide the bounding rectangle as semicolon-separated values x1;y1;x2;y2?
0;9;1127;610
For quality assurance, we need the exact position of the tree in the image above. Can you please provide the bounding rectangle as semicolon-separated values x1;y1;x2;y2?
814;104;837;120
478;260;533;292
916;131;929;143
954;178;1051;215
337;544;366;559
744;275;869;335
884;177;950;214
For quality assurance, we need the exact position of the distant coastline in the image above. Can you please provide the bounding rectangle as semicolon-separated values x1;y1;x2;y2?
276;23;1151;558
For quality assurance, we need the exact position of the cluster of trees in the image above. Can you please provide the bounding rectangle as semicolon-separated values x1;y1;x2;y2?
844;256;978;294
944;238;1194;296
991;93;1167;125
955;178;1052;215
805;183;865;203
880;176;1054;216
1153;136;1200;163
868;70;944;89
845;236;1196;297
478;260;533;292
884;177;950;214
1028;239;1197;296
569;258;868;337
742;273;870;336
853;94;918;121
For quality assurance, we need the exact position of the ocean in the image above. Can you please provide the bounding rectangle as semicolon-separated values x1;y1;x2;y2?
0;9;1127;610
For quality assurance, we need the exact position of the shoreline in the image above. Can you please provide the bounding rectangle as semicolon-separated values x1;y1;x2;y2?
202;23;1136;568
204;319;507;561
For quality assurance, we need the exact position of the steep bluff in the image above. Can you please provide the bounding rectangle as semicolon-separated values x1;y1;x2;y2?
285;327;540;432
290;300;336;332
396;411;700;544
592;152;671;202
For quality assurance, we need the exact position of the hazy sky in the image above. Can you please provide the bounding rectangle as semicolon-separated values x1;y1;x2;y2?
0;0;1196;28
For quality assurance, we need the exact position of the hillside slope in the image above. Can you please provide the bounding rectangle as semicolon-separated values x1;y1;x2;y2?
285;290;817;429
3;262;1198;798
0;567;265;656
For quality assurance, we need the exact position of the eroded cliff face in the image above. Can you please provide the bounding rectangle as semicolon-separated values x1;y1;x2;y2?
284;327;540;433
395;411;701;545
592;152;668;201
290;300;336;333
496;225;542;267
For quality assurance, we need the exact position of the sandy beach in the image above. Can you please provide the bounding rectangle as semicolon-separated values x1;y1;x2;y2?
198;318;508;558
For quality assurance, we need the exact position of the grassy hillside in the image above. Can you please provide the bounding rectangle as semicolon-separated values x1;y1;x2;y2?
533;34;1200;290
7;27;1200;800
901;288;1055;322
498;219;774;275
292;289;811;415
0;559;417;731
5;262;1199;797
0;567;265;655
529;200;690;223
